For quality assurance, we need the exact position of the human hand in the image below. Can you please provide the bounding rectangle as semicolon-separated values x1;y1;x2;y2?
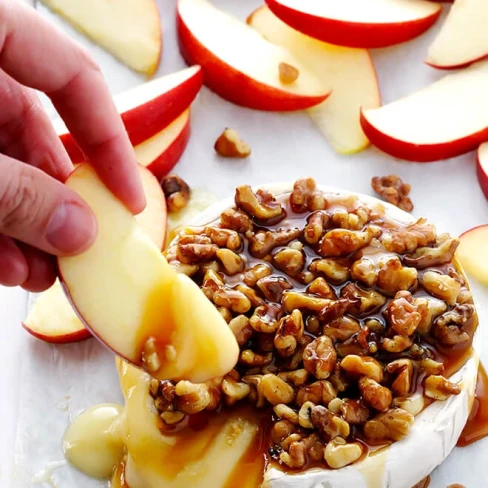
0;0;146;292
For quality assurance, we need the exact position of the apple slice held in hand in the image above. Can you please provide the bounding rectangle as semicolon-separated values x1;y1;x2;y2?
427;0;488;69
177;0;331;111
54;66;202;162
360;60;488;162
264;0;441;49
248;6;380;154
40;0;162;76
23;165;167;345
456;225;488;286
58;164;239;382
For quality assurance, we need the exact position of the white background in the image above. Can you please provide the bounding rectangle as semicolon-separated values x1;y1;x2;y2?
1;0;488;487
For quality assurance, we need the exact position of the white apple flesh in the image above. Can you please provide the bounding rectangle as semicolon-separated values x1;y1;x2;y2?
457;225;488;286
361;60;488;162
265;0;441;48
177;0;331;111
58;164;239;382
40;0;162;76
23;165;167;345
427;0;488;69
248;6;380;154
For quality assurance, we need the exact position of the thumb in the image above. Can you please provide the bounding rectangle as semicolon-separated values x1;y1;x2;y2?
0;155;97;256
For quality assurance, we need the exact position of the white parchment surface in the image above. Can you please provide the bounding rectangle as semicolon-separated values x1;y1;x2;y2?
8;1;488;487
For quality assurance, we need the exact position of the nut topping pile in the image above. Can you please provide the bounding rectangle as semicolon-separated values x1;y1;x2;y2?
159;178;478;472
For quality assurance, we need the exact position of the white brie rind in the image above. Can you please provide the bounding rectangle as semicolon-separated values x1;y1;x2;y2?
184;183;480;488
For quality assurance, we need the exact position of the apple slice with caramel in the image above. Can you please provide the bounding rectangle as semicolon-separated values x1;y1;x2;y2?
58;164;239;382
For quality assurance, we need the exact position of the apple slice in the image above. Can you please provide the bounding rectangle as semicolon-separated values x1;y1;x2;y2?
23;280;92;344
248;6;380;154
40;0;162;76
456;225;488;286
427;0;488;69
54;66;203;162
58;164;239;382
22;165;167;345
265;0;441;49
68;110;191;180
360;60;488;162
177;0;331;111
477;143;488;200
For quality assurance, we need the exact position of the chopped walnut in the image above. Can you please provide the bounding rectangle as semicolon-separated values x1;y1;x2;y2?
279;440;306;469
214;287;252;314
236;284;264;307
220;208;253;234
363;408;414;442
174;381;211;414
257;275;293;302
381;218;436;254
341;355;383;383
235;186;285;225
250;303;284;333
419;358;444;376
432;304;475;346
240;350;272;368
341;400;370;425
228;315;253;346
382;335;413;353
318;298;351;323
271;419;298;444
371;174;413;212
330;207;370;231
273;247;305;277
282;291;331;313
296;380;337;407
387;291;422;336
249;228;301;259
214;128;251;158
351;257;378;287
204;227;242;251
377;257;418;296
278;369;309;387
290;178;327;213
298;401;315;429
309;258;351;284
243;264;272;287
161;174;191;213
404;235;460;269
303;336;337;380
415;297;448;335
260;374;295;405
324;437;363;469
308;278;337;300
274;404;299;425
304;211;329;245
341;283;386;315
275;310;304;357
311;405;350;440
422;271;461;306
392;393;425;417
222;376;251;405
278;62;299;84
323;317;361;342
176;234;218;264
216;248;245;275
386;359;413;397
359;377;392;412
424;375;461;401
318;226;381;257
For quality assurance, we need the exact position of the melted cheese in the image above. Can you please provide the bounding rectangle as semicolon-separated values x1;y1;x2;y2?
63;403;124;478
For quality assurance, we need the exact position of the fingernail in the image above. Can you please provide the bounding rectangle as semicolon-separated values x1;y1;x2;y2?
46;202;97;254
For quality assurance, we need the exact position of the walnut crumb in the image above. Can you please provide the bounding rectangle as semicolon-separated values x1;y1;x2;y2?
161;174;191;213
214;128;251;158
279;62;299;84
371;174;413;212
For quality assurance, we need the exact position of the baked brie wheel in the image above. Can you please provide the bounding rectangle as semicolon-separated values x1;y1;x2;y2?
118;178;480;488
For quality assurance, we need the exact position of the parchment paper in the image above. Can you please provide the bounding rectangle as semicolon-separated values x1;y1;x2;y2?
10;1;488;487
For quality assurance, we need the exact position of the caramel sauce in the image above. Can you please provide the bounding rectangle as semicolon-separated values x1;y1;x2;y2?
457;363;488;447
112;461;130;488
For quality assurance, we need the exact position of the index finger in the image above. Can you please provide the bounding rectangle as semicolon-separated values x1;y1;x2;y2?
0;0;146;214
